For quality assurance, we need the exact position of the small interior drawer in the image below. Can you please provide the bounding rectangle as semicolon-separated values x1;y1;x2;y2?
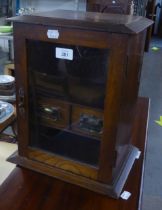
37;97;70;129
71;105;103;139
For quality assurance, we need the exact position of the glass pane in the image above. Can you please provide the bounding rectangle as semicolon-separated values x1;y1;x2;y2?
27;39;109;167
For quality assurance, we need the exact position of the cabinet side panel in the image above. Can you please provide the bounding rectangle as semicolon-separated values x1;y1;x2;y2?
98;34;128;183
114;30;147;176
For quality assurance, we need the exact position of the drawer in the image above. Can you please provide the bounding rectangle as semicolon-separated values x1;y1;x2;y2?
37;97;70;129
71;105;103;139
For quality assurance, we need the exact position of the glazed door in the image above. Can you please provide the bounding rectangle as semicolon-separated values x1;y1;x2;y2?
27;40;109;179
14;23;128;182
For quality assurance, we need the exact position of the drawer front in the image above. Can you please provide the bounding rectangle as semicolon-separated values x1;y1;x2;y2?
71;105;103;139
37;97;70;129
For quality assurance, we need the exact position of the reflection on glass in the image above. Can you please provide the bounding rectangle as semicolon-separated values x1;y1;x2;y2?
27;40;109;166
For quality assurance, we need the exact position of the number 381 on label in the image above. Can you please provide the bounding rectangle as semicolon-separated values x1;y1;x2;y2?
56;47;73;60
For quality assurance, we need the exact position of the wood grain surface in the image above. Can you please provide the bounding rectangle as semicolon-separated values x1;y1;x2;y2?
0;97;149;210
9;10;153;34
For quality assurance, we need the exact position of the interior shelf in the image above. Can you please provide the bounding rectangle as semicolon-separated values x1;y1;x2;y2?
31;126;100;167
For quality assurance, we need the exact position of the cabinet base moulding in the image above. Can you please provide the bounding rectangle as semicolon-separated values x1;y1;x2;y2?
8;144;139;199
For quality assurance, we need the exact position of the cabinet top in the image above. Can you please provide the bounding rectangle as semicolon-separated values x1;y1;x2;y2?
9;10;153;34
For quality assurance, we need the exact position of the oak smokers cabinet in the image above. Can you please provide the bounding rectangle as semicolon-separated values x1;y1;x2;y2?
9;10;152;198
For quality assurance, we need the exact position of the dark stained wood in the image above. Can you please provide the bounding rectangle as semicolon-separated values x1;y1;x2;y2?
87;0;132;14
112;30;147;178
9;10;153;34
86;1;151;52
98;34;128;182
13;36;28;157
2;97;149;210
28;147;98;180
11;10;152;198
13;23;112;49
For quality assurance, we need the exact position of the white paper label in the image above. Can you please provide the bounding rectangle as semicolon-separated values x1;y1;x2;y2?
47;30;59;39
56;47;73;60
120;191;131;200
